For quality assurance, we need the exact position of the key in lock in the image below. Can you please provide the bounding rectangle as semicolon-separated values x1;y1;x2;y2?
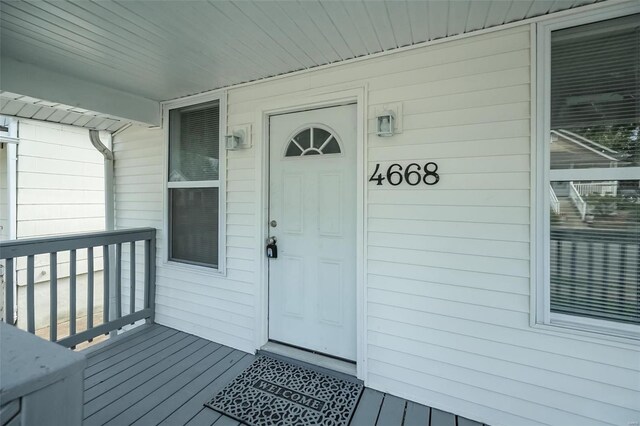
266;237;278;259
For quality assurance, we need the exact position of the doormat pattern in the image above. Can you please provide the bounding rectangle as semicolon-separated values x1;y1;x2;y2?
204;355;363;426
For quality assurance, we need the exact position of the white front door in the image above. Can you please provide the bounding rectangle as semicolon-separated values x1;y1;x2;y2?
268;104;357;361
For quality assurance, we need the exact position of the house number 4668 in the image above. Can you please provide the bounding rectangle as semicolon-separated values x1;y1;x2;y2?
369;163;440;186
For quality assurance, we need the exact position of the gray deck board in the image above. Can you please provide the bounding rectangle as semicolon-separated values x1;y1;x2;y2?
82;325;478;426
458;417;483;426
87;340;219;424
103;346;231;425
431;408;456;426
85;330;188;390
350;388;385;426
84;338;210;422
376;394;406;426
84;334;199;403
184;408;221;426
85;327;178;374
212;415;240;426
132;350;248;425
158;353;254;426
86;325;167;367
404;401;430;426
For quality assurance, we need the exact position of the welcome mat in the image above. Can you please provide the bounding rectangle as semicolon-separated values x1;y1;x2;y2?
204;355;363;426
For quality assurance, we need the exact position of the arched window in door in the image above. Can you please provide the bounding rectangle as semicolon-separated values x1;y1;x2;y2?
285;127;342;157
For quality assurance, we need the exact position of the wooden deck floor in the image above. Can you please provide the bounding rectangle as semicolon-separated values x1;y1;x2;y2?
82;324;485;426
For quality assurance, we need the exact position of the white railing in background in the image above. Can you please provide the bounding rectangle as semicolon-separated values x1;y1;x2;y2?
573;181;618;197
550;185;561;215
569;182;587;221
550;228;639;325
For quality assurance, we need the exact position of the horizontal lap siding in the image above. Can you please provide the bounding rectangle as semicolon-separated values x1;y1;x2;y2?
113;126;255;353
229;25;639;426
17;121;105;238
113;25;639;426
15;120;105;283
362;28;637;426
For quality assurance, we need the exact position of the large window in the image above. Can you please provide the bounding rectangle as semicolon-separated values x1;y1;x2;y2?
539;13;639;337
167;100;222;269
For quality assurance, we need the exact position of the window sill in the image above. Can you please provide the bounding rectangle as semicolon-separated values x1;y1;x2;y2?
161;259;227;278
530;316;640;349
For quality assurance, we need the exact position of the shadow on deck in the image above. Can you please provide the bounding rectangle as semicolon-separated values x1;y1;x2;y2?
82;324;485;426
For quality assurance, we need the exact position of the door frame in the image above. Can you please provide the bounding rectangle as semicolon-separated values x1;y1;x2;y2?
254;85;367;380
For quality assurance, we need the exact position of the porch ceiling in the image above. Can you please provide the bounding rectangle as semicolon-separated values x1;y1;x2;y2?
0;0;601;127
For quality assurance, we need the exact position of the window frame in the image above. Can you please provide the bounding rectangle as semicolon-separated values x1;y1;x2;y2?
534;4;640;340
162;91;227;275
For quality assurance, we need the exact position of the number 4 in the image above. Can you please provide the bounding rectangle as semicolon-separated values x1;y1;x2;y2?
369;163;385;185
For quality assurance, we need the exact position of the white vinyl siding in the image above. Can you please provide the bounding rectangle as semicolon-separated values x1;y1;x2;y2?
16;120;105;237
113;24;639;426
113;126;253;352
13;119;106;328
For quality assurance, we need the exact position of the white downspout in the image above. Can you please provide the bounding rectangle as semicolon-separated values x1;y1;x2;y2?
89;130;114;231
89;130;116;328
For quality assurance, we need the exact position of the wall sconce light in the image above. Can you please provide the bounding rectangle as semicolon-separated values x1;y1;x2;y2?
225;128;250;150
225;133;241;150
376;110;395;137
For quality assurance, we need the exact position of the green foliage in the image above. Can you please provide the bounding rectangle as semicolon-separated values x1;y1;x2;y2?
584;194;618;216
584;194;639;224
575;124;639;164
617;196;640;222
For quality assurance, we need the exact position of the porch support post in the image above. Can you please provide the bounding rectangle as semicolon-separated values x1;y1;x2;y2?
6;130;18;324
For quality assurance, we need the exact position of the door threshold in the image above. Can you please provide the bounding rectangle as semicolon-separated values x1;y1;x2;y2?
260;341;357;377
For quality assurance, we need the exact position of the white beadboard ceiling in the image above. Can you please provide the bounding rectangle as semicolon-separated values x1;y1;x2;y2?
0;0;602;129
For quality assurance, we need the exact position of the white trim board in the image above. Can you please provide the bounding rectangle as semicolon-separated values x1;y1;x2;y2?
260;341;357;377
254;86;368;381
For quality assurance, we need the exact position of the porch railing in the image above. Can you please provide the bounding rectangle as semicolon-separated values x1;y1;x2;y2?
550;184;561;215
550;227;639;324
573;181;618;197
0;228;156;348
569;181;587;220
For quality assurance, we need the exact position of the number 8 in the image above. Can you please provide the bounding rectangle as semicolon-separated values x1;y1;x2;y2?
423;162;439;185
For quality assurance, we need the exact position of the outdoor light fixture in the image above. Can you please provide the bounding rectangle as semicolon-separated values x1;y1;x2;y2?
225;128;250;150
225;133;241;150
376;110;395;137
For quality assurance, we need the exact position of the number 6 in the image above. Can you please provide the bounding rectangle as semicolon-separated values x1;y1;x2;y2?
387;164;403;186
404;163;421;186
